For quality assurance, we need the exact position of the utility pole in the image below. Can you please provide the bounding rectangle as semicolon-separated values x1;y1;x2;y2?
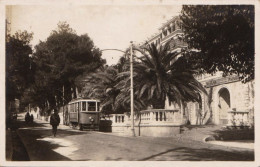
130;41;135;137
63;85;65;125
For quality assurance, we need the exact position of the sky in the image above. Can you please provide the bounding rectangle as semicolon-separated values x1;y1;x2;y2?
8;5;182;65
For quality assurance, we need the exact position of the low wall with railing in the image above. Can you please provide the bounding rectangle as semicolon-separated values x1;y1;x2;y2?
139;109;181;125
111;114;126;133
111;109;181;137
227;110;250;127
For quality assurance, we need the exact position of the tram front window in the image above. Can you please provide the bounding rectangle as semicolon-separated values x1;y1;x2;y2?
88;102;96;111
82;102;86;111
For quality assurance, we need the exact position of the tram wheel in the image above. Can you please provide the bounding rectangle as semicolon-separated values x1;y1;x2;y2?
79;124;83;131
69;122;73;128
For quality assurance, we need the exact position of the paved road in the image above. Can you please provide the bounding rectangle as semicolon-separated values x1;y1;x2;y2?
14;115;254;161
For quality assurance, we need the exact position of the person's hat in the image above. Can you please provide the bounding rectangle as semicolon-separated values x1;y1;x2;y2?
53;108;58;113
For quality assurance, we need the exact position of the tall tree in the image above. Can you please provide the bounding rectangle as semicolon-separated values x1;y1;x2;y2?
181;5;254;82
31;22;105;110
6;30;33;104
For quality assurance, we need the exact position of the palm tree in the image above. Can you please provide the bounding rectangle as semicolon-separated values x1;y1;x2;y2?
82;66;123;115
117;42;207;110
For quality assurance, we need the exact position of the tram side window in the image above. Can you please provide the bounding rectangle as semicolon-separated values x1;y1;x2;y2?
78;102;81;112
70;104;72;112
82;102;86;111
88;102;96;111
97;102;100;111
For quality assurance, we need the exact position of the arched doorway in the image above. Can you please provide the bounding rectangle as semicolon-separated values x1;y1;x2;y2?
218;88;230;124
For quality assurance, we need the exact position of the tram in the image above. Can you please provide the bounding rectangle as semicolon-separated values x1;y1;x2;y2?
68;98;100;131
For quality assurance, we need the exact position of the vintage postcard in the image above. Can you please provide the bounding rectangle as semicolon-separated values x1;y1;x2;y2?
0;0;259;166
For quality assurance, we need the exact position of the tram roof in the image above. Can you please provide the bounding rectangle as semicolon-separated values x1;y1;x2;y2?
68;98;100;104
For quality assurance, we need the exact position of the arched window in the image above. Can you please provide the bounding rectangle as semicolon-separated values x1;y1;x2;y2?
163;30;167;37
172;24;175;32
168;26;172;33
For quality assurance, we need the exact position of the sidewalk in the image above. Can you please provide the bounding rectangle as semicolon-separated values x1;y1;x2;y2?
175;125;255;150
6;129;13;161
6;128;30;161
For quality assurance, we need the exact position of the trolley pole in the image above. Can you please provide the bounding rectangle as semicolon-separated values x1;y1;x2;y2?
130;41;135;137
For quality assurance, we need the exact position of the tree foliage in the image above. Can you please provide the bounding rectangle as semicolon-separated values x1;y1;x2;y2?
31;22;105;109
82;66;124;114
181;5;254;82
6;31;33;102
116;42;206;109
82;56;147;113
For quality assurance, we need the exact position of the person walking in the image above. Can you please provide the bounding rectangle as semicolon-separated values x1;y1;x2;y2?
30;114;34;123
50;108;60;137
25;112;30;124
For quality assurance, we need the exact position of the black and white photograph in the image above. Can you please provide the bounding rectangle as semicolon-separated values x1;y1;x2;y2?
0;0;259;166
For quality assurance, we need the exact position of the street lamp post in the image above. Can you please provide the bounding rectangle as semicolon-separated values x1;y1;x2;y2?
101;41;136;137
129;41;135;137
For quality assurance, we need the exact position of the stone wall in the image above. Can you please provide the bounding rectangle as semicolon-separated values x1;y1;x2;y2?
118;125;180;137
210;80;253;125
187;79;254;125
165;76;254;126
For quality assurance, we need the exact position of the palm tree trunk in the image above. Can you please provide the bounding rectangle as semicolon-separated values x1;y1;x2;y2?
180;100;185;125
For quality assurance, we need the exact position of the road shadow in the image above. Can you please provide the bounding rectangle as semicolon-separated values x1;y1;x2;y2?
139;146;254;161
10;130;30;161
19;120;47;128
20;127;89;139
7;118;90;161
212;128;255;141
19;133;72;161
17;128;87;161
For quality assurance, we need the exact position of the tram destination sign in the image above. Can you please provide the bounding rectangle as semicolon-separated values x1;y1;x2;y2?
205;75;240;88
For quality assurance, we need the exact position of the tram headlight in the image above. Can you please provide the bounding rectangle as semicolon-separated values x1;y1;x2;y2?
89;116;94;122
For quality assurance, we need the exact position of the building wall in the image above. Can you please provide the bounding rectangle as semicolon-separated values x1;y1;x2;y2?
6;6;12;35
186;79;254;125
140;16;186;51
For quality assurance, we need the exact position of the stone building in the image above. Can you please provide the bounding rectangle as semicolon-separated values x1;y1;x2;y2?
6;6;12;36
140;16;255;127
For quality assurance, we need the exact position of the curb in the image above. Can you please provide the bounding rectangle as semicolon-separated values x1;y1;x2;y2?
5;130;13;161
203;135;254;150
203;136;216;142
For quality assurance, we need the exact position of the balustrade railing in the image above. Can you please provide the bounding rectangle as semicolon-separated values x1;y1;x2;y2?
111;114;125;126
227;110;249;127
140;109;179;125
111;109;180;126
